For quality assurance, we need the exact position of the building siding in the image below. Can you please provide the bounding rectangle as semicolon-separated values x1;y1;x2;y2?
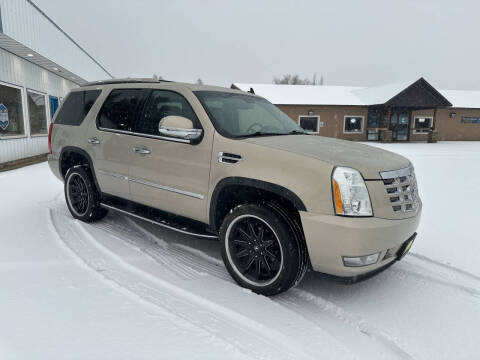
0;46;76;163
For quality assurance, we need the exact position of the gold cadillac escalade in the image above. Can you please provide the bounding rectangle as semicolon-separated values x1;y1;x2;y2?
48;79;421;296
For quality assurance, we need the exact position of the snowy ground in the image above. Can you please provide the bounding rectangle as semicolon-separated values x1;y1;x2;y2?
1;141;480;360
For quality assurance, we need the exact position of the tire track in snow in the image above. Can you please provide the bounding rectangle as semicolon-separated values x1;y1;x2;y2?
407;252;480;283
50;208;353;360
47;209;253;360
280;289;414;360
391;267;480;300
121;214;414;360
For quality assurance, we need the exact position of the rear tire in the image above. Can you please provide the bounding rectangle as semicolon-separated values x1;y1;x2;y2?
64;166;108;223
220;204;306;296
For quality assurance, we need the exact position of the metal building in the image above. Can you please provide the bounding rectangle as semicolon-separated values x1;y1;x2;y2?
0;0;112;165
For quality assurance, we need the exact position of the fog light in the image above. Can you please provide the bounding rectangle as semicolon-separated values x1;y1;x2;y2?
342;252;380;267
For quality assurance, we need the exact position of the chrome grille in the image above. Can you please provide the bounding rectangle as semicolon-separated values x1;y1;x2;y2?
380;166;419;213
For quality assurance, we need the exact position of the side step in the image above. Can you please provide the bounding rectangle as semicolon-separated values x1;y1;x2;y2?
100;195;218;239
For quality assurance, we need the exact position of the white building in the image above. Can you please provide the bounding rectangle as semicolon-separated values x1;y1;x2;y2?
0;0;112;164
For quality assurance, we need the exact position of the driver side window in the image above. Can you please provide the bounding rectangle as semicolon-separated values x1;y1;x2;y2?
134;90;199;136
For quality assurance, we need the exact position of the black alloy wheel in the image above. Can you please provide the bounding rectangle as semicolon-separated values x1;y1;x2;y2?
226;214;283;286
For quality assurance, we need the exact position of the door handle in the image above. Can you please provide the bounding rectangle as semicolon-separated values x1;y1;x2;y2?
87;137;100;144
133;146;151;155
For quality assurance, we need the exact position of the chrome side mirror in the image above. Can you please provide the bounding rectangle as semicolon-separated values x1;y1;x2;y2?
158;116;203;142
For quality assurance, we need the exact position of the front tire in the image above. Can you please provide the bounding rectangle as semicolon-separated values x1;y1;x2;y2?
220;204;306;296
64;166;107;222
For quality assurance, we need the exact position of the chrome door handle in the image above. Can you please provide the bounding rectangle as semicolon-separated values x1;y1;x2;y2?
87;137;100;144
133;146;151;155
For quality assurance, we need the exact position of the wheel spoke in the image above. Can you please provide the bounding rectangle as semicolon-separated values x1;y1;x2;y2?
247;221;257;238
263;239;274;248
262;255;272;272
265;249;277;261
233;239;250;248
255;258;261;277
236;249;250;258
243;253;256;272
238;228;252;241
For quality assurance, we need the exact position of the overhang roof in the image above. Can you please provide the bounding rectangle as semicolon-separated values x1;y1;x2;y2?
0;0;112;85
233;78;480;109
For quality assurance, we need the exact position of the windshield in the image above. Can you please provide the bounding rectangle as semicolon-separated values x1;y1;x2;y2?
194;91;306;138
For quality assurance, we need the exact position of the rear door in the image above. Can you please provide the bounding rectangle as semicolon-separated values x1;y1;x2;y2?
86;88;146;199
128;89;213;223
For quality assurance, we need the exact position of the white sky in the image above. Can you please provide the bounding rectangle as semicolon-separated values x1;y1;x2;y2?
34;0;480;90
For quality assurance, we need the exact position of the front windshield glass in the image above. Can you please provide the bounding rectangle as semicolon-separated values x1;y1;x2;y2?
194;91;306;138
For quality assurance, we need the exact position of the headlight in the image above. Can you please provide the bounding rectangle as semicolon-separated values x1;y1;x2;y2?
332;167;372;216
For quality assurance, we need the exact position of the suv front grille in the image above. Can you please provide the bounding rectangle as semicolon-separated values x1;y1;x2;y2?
380;166;419;213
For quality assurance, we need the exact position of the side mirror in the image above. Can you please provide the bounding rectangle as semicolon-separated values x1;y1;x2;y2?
158;116;203;142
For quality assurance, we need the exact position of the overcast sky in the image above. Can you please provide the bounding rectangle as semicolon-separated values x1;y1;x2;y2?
34;0;480;90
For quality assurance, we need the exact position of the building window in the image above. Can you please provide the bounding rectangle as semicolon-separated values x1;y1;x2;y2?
344;116;363;133
0;83;25;138
299;115;319;134
413;116;432;133
27;90;48;136
462;116;480;124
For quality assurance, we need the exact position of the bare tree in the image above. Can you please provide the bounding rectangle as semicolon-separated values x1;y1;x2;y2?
273;74;312;85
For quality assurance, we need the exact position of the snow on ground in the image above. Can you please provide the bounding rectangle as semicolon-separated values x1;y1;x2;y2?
1;141;480;360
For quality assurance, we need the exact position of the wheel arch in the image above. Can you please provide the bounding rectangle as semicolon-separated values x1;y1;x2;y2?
209;177;307;232
59;146;101;192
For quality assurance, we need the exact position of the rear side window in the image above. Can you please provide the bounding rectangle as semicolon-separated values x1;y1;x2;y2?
97;89;144;131
54;90;101;126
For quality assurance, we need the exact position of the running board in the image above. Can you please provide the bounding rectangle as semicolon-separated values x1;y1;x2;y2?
100;197;218;239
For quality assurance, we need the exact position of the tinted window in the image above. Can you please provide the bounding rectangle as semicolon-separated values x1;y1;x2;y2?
27;90;47;135
98;89;143;131
55;90;101;126
134;90;199;135
0;84;25;137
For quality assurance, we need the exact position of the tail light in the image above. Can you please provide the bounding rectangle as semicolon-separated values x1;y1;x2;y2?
48;122;54;154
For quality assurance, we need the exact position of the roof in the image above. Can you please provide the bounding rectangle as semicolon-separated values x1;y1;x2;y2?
233;79;480;108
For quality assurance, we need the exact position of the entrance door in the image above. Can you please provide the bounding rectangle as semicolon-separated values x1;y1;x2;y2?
390;109;410;141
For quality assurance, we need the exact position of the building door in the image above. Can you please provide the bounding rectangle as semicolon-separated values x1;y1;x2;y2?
390;108;410;141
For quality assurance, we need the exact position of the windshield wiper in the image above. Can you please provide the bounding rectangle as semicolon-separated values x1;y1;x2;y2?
286;130;308;135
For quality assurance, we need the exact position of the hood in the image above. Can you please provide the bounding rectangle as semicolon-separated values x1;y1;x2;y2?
242;135;410;179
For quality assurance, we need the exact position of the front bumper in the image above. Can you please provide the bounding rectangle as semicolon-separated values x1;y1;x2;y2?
300;209;421;277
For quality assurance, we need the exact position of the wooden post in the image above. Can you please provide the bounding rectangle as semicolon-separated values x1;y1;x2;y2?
386;107;391;130
432;108;437;130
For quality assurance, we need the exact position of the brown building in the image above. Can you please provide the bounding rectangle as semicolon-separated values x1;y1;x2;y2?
232;78;480;142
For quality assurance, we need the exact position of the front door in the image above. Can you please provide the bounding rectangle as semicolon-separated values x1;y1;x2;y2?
128;89;212;223
390;108;410;141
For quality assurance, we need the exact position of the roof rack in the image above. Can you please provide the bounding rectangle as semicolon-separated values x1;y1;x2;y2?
83;78;171;86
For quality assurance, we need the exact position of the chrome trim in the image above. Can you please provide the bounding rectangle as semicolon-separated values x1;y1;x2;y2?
96;169;204;199
159;125;203;141
379;165;414;180
133;146;151;155
100;203;218;239
87;137;100;144
129;177;204;199
217;152;243;164
97;169;128;181
98;127;191;144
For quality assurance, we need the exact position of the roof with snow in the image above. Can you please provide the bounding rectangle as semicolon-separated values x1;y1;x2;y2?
232;78;480;109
